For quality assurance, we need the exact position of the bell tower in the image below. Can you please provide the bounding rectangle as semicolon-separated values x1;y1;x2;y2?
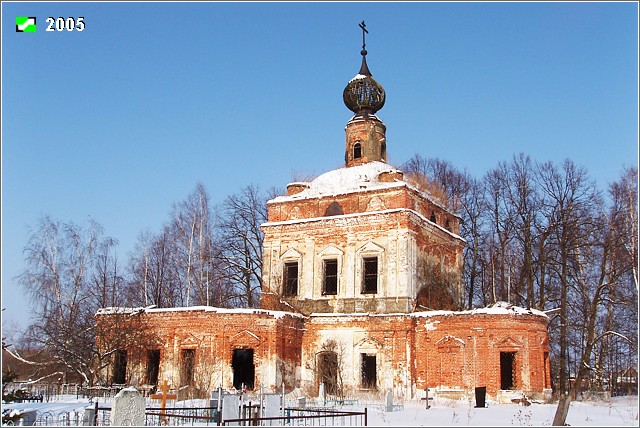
343;21;387;167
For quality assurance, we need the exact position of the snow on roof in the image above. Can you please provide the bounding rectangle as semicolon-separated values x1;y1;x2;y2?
411;301;549;318
309;302;547;319
96;305;307;320
269;161;404;203
269;161;461;220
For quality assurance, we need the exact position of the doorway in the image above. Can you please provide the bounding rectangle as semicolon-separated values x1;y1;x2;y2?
500;351;516;390
317;351;338;395
112;349;127;385
232;349;255;390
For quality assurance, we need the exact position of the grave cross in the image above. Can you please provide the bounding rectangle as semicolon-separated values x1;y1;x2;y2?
150;379;177;424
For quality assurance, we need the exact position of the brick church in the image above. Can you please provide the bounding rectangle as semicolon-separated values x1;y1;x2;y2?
96;29;552;403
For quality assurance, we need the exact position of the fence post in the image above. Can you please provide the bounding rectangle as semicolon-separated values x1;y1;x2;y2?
93;400;98;426
364;407;368;426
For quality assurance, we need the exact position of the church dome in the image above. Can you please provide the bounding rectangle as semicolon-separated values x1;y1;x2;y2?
343;54;386;116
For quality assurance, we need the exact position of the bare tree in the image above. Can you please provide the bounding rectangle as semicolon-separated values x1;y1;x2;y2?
170;183;217;306
13;216;120;385
127;229;180;308
537;159;600;395
460;175;486;309
216;185;267;308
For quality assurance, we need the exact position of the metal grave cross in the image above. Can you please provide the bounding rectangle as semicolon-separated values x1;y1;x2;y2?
150;379;177;424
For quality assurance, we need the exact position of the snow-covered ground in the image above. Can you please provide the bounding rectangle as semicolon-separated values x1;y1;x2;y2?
2;394;638;426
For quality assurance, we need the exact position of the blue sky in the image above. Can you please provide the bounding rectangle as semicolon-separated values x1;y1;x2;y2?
2;1;638;331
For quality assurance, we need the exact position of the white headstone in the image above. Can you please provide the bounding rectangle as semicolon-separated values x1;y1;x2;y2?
385;389;394;412
222;393;241;426
262;393;281;426
110;387;145;426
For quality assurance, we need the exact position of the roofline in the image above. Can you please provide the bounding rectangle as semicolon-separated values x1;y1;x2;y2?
261;207;466;243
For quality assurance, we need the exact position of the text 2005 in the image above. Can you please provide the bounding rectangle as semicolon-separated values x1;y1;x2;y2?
46;17;85;32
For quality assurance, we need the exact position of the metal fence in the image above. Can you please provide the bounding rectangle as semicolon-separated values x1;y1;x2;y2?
221;407;368;426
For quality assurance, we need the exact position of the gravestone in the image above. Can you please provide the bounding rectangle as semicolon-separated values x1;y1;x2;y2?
297;396;306;408
222;393;241;426
263;393;281;426
109;386;145;426
385;389;394;412
319;382;326;404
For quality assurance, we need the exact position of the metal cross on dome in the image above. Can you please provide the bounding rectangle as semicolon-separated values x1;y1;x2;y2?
359;21;368;55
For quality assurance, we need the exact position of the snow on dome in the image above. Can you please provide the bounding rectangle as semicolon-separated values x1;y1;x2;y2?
349;73;370;82
271;161;404;202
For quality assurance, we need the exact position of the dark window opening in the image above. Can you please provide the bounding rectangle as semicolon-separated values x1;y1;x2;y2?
180;348;196;386
543;352;550;389
283;262;298;296
381;141;386;161
324;201;344;216
361;354;377;389
445;219;451;231
323;259;338;295
318;351;338;395
500;351;516;390
146;349;160;386
353;142;362;159
430;212;437;224
112;349;127;385
232;349;255;390
362;257;378;294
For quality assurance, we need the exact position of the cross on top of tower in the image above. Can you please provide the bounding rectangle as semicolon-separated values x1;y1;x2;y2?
359;21;368;56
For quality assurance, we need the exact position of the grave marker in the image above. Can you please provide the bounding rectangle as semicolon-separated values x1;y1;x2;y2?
150;379;177;424
110;387;145;426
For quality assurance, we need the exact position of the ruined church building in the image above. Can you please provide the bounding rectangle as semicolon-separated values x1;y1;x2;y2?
97;25;552;403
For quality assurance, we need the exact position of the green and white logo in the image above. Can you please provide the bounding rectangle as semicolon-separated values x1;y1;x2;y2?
16;16;36;32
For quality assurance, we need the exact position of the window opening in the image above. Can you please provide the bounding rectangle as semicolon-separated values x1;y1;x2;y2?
543;352;550;389
232;349;255;390
146;349;160;385
430;212;437;224
324;201;344;216
323;259;338;295
180;348;196;386
361;354;377;389
112;349;127;385
353;142;362;159
500;351;516;390
362;256;378;294
283;262;298;296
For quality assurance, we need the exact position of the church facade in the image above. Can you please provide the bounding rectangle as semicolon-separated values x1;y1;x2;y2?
96;34;552;403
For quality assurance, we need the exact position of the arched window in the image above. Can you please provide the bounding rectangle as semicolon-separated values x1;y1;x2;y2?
324;201;344;216
430;212;437;224
353;142;362;159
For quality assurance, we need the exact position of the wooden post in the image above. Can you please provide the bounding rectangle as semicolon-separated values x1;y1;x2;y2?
150;379;177;424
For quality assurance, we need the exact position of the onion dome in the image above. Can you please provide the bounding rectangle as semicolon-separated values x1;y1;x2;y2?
343;46;386;116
